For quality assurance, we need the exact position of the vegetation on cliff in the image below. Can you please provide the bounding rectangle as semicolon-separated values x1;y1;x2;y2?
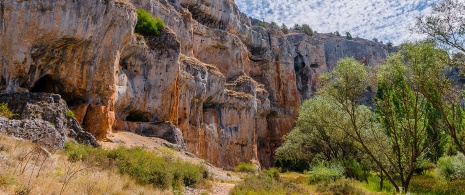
135;9;164;36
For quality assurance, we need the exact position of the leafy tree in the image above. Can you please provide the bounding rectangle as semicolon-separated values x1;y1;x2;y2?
334;31;341;36
416;0;465;52
135;9;164;36
302;24;313;36
270;22;278;29
387;41;393;47
346;32;352;40
375;50;441;192
281;23;289;34
399;41;465;154
293;24;302;30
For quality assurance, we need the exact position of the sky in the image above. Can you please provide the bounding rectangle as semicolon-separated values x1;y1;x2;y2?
235;0;437;45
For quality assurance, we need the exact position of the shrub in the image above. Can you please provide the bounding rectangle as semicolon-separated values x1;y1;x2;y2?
343;160;370;182
135;9;164;36
63;142;208;191
317;178;365;195
302;24;313;36
0;103;16;119
231;168;306;195
437;152;465;180
346;32;352;40
234;162;257;173
66;110;75;118
307;162;345;184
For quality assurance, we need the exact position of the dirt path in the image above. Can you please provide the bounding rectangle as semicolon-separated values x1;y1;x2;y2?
212;182;236;195
101;132;240;195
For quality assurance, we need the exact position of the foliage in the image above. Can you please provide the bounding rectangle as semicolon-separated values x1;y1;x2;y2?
307;162;345;184
65;110;75;118
386;41;393;47
293;24;301;30
270;22;278;29
302;24;313;36
0;103;16;119
135;9;164;36
281;23;289;34
334;31;341;36
231;168;306;195
416;0;465;52
346;32;352;39
372;38;378;42
343;160;370;182
437;152;465;180
234;162;257;173
63;142;208;191
316;178;365;195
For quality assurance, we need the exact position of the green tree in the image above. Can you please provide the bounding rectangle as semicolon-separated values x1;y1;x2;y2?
135;9;165;36
416;0;465;52
293;24;302;30
270;22;278;29
398;41;465;155
346;32;352;40
302;24;313;36
375;50;440;192
334;31;341;36
281;23;289;34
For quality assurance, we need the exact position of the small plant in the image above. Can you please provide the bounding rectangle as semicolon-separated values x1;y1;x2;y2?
234;162;257;173
231;168;306;194
0;103;16;119
307;162;345;184
66;110;75;118
437;152;465;180
317;178;364;195
135;9;164;36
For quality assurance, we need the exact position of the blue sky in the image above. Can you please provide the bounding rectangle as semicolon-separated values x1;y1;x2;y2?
235;0;437;45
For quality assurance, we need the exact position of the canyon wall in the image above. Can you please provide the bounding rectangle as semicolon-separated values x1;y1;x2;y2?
0;0;392;168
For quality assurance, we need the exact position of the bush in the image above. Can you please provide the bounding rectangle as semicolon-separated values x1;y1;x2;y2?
231;168;306;195
437;152;465;180
135;9;164;36
302;24;313;36
307;162;345;184
63;142;208;191
66;110;75;118
317;178;364;195
234;162;257;173
343;160;370;182
0;103;16;119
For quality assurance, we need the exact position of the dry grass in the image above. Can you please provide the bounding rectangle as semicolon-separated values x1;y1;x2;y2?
0;134;168;195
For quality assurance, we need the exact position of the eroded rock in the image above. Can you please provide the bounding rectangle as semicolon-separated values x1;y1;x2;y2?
0;92;99;149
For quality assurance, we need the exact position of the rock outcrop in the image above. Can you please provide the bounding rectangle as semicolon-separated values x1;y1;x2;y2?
0;0;393;168
0;93;99;149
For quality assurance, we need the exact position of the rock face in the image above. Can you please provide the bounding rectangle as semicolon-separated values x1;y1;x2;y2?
0;0;392;168
0;93;99;149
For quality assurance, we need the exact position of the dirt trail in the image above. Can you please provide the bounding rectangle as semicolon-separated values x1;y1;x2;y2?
101;132;240;195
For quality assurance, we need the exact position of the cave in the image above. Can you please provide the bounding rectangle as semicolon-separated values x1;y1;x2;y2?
31;75;58;94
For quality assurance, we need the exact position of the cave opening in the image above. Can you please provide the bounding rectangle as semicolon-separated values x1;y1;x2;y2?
30;75;86;106
31;75;58;94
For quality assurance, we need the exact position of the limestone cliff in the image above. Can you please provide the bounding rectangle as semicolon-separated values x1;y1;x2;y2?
0;0;392;168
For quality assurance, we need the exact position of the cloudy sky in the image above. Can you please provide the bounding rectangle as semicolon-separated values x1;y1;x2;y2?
235;0;436;45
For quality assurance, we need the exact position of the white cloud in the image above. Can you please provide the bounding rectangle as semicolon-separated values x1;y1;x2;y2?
235;0;436;45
